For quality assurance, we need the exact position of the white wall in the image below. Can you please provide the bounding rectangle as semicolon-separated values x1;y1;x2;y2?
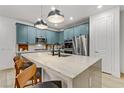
0;16;33;70
120;11;124;73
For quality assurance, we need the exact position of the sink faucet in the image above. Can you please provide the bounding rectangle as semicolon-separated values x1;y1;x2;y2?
52;44;61;57
58;48;61;57
52;44;54;56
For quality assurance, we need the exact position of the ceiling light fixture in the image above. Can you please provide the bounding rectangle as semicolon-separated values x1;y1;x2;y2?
47;6;64;24
51;6;56;11
34;19;48;29
97;5;103;9
54;24;58;27
34;6;48;29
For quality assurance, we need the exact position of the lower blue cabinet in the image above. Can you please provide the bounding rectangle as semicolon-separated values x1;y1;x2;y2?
28;26;36;44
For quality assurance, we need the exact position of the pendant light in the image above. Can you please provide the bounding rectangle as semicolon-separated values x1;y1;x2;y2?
34;6;48;29
47;6;64;24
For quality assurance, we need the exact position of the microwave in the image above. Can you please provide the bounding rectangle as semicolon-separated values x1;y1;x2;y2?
35;37;46;44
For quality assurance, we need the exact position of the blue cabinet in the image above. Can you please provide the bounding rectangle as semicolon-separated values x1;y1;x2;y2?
59;32;64;44
36;29;46;38
28;26;36;44
64;28;74;40
46;30;59;44
16;23;28;44
68;28;74;39
74;26;80;37
46;30;52;44
64;29;69;40
79;24;89;35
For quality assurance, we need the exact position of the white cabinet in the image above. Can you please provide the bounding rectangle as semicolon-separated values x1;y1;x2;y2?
90;7;120;77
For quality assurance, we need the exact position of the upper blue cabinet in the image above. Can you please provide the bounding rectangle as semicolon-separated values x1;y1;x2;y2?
68;28;74;39
28;26;36;44
46;30;52;44
46;30;59;44
16;22;89;44
36;29;46;38
64;23;89;41
64;29;68;40
16;23;28;44
74;26;80;37
59;31;64;44
79;23;89;35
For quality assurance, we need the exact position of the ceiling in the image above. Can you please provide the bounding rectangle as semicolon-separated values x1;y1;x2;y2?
0;5;122;30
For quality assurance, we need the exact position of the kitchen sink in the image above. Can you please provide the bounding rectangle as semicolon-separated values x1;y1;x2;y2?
60;54;71;57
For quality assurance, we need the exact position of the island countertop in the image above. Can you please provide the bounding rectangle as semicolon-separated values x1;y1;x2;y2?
22;52;101;79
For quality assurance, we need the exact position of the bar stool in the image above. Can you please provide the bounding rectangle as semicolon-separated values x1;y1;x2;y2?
16;64;62;88
13;56;42;87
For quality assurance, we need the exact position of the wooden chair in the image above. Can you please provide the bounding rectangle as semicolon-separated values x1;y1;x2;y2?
13;56;42;87
16;64;37;88
16;64;62;88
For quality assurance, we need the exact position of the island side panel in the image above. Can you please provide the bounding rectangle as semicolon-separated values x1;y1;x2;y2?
72;59;102;88
42;66;73;88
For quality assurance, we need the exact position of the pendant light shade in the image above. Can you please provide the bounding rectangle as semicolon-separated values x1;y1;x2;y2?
34;19;48;29
47;9;64;23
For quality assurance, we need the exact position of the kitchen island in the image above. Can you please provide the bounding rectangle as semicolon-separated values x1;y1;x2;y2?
22;52;102;88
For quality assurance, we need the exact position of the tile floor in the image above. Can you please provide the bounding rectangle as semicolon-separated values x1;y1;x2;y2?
1;68;124;88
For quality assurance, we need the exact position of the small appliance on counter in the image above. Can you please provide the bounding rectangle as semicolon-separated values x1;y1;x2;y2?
18;44;28;51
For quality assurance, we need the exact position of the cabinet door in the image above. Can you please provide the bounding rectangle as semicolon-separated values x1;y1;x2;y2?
68;28;74;40
50;31;54;44
55;32;59;44
28;26;36;44
74;26;80;37
46;30;52;44
36;29;45;38
41;30;46;38
79;24;89;35
64;29;70;40
51;31;59;44
59;32;64;44
16;24;28;44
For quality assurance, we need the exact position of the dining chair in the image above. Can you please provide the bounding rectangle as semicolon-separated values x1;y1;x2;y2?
16;64;62;88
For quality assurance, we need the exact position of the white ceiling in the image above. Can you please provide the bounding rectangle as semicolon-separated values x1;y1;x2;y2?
0;5;122;30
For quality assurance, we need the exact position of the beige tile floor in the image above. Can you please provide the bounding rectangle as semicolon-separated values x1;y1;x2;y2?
1;68;124;88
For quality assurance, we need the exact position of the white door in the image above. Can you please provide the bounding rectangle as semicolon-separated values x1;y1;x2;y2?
90;7;120;77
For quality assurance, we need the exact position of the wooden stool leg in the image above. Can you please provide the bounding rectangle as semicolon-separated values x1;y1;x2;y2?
39;77;42;82
14;78;16;88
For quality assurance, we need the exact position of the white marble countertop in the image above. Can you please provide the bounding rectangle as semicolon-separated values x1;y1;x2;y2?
22;52;101;79
16;49;48;54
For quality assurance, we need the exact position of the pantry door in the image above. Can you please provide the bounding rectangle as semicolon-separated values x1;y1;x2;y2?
90;7;120;77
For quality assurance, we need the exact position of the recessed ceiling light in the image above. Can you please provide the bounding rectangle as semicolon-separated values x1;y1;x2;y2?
54;24;58;27
51;6;56;10
70;17;73;20
97;5;103;9
37;18;41;21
